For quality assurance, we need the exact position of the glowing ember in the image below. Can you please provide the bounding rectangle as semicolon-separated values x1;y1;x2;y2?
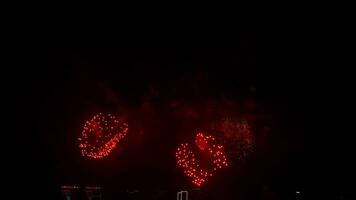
176;132;229;187
78;113;128;159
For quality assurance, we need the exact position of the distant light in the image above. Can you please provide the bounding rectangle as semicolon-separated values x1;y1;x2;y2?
296;191;300;194
85;186;101;189
61;185;79;189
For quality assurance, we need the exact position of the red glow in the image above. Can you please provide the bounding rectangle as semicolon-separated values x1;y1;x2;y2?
92;121;102;137
195;133;208;151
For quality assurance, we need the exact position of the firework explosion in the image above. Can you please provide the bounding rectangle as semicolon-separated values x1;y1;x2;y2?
212;118;255;160
78;113;129;159
176;132;229;186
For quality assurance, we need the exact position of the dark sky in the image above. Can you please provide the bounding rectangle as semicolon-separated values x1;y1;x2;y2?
15;38;353;199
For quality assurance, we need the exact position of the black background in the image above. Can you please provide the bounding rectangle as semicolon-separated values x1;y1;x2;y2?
12;32;353;199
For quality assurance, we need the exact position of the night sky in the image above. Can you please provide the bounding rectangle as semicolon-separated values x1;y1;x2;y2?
16;37;353;199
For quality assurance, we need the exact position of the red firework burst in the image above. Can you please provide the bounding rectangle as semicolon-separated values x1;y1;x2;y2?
176;132;229;187
78;113;128;159
212;118;255;160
